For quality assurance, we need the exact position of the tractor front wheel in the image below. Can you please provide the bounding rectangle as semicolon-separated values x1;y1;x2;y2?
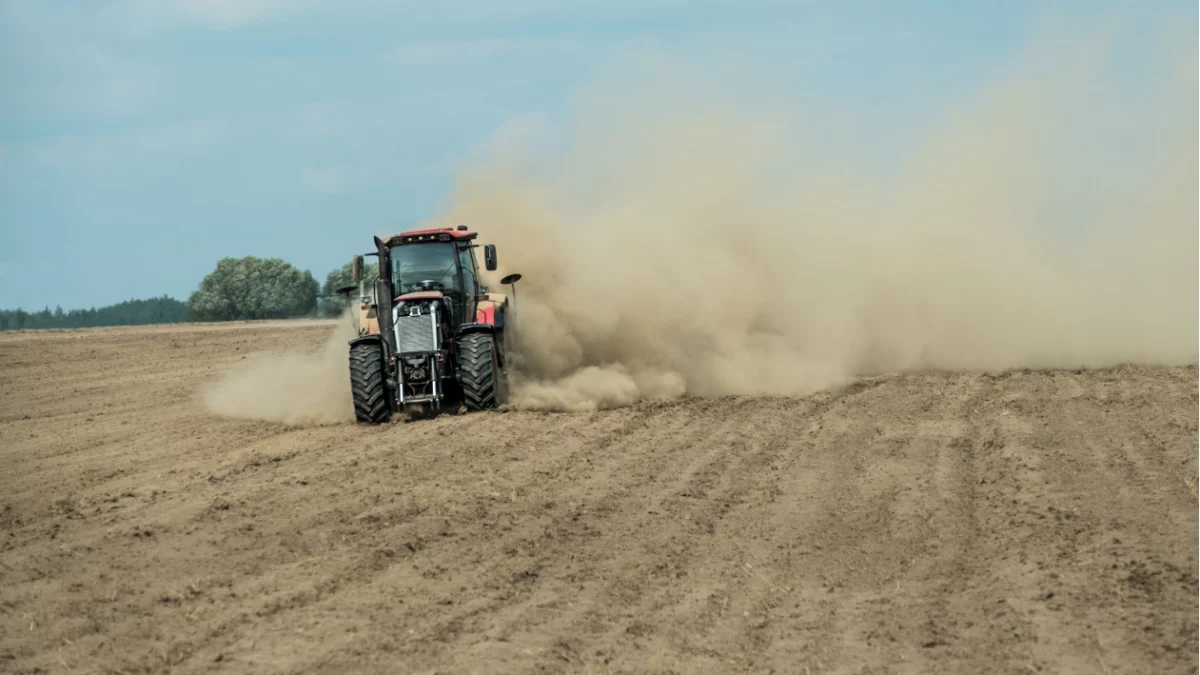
349;342;391;423
458;332;507;410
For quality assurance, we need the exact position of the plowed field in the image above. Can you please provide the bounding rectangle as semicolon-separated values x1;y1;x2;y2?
1;321;1196;674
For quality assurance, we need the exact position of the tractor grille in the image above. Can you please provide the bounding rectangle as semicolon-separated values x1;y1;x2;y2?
395;313;436;354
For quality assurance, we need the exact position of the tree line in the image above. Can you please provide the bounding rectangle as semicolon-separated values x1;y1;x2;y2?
0;256;371;331
0;296;189;331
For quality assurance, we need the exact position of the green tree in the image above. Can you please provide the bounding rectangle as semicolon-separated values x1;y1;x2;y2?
188;257;318;322
318;260;378;317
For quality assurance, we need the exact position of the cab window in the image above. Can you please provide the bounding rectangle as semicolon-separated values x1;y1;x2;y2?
458;246;478;301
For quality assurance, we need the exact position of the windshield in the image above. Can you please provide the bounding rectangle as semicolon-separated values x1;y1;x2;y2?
390;243;459;295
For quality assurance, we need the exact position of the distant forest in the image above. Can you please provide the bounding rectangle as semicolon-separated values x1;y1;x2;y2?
0;296;189;331
2;254;357;330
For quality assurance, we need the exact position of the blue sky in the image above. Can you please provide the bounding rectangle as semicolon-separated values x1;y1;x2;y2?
0;0;1193;309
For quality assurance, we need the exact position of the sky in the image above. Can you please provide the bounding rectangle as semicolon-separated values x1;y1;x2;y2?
0;0;1193;310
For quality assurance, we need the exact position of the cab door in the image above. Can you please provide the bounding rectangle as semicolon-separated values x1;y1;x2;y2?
457;245;479;323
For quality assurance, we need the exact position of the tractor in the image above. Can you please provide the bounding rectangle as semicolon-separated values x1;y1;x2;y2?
344;225;522;422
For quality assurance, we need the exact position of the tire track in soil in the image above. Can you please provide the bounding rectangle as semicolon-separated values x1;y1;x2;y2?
381;399;770;672
1025;370;1199;675
710;375;985;674
166;407;677;671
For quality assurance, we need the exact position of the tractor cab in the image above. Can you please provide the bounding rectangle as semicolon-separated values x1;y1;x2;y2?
387;228;485;329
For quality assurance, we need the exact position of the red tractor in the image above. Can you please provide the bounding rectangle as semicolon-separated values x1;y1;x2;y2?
346;225;521;422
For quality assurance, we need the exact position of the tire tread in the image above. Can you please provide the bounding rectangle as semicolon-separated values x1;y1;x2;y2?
459;333;501;410
349;342;390;423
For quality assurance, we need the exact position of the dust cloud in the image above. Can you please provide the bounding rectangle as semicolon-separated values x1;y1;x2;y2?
200;20;1196;419
426;23;1198;411
202;313;357;426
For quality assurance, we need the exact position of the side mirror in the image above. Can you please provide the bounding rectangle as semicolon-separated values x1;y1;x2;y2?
352;255;364;283
484;244;497;271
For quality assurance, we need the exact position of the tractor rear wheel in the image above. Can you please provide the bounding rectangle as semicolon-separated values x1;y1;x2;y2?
349;342;390;423
458;332;506;410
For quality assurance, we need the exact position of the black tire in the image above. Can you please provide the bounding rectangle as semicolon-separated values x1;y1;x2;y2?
349;342;390;424
458;332;506;411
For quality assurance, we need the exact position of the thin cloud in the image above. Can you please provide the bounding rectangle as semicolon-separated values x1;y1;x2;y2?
0;38;169;124
104;0;319;31
25;117;232;171
301;165;354;195
165;0;313;28
382;35;589;66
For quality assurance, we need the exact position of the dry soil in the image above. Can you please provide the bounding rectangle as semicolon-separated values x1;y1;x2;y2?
1;321;1196;674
